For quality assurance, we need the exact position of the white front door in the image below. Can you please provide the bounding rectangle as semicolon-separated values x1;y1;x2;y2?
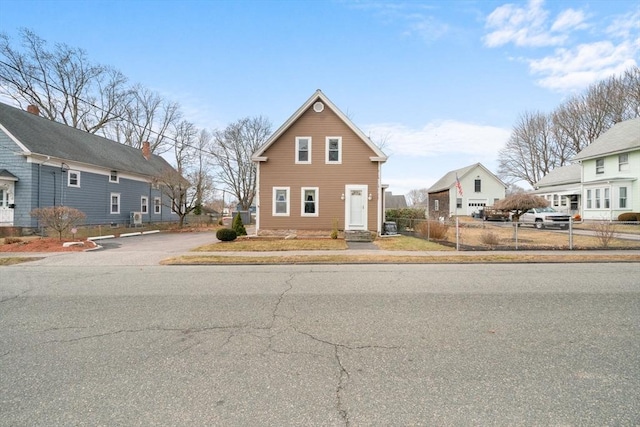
345;185;367;230
0;181;15;227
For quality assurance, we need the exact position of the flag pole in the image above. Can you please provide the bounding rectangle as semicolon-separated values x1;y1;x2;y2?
455;173;462;251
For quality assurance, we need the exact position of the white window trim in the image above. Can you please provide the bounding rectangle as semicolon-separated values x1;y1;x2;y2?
434;200;439;211
619;154;629;171
595;158;604;174
154;197;162;214
295;137;312;164
325;136;342;164
110;170;119;183
141;196;148;214
273;187;290;216
110;193;120;214
301;187;319;217
67;170;81;188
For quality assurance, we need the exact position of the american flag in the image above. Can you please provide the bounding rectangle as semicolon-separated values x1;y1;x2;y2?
455;174;463;196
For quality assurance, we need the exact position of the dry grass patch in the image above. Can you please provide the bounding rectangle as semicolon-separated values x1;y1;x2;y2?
0;257;43;266
374;235;453;251
162;253;640;265
444;223;640;249
193;237;348;252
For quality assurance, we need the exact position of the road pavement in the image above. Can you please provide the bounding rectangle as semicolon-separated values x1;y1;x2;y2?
1;263;638;426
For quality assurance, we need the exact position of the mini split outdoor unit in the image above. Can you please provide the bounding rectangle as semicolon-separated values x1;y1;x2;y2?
130;211;142;225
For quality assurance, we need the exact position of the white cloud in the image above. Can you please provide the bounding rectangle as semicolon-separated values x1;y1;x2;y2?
530;41;639;91
483;0;568;48
550;8;588;33
366;120;511;158
484;0;639;93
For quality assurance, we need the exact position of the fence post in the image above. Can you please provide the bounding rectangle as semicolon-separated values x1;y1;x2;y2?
569;217;573;250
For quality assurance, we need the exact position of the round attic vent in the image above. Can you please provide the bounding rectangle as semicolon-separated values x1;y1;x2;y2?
313;101;324;113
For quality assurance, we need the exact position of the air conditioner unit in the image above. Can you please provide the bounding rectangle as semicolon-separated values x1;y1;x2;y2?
130;211;142;226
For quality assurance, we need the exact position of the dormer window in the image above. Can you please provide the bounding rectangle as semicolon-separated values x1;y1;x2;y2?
326;137;342;164
296;137;311;164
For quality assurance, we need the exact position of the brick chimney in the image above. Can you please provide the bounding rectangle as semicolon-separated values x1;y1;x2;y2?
27;105;40;116
142;141;151;160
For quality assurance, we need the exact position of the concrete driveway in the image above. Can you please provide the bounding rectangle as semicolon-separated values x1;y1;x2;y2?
21;231;220;267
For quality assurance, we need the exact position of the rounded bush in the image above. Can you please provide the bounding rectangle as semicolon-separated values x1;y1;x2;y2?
216;228;237;242
618;212;640;222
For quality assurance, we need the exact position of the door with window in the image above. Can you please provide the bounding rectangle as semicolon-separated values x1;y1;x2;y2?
0;181;15;226
345;185;367;230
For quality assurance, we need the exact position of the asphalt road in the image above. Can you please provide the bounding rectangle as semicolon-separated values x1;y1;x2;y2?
1;263;639;426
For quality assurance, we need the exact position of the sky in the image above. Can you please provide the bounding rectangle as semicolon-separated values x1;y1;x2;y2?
1;0;639;197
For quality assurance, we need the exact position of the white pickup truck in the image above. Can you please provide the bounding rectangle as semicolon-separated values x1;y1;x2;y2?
520;207;571;229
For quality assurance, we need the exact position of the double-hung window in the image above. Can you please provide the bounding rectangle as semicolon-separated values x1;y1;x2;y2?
110;170;119;183
434;200;439;211
326;137;342;164
474;179;481;192
619;154;629;171
154;197;162;214
296;137;311;164
619;187;628;209
586;189;592;209
68;170;80;187
273;187;290;216
595;158;604;174
141;196;148;214
595;189;601;209
301;187;318;216
110;193;120;214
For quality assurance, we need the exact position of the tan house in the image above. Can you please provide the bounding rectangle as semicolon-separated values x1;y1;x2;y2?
252;90;387;236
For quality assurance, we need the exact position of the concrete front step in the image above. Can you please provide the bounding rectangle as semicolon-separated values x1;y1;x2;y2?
344;230;373;242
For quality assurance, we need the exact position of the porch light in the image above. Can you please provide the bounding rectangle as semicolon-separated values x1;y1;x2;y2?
368;193;372;200
341;193;345;200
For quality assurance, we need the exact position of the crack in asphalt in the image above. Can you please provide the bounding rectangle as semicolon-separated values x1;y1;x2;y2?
0;289;31;303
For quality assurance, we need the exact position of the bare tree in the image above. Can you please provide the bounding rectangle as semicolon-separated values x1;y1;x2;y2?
499;65;640;186
212;116;272;210
0;28;129;133
498;111;559;186
406;188;429;206
30;206;86;240
102;84;180;154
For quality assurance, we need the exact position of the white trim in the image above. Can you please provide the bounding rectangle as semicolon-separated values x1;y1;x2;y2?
141;196;148;214
345;184;367;230
273;186;290;216
67;170;81;188
301;187;319;217
0;123;31;154
295;137;312;164
110;193;121;214
325;137;342;164
252;90;387;162
154;197;162;214
110;170;119;183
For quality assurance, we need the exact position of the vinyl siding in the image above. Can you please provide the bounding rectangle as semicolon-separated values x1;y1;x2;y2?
258;104;381;232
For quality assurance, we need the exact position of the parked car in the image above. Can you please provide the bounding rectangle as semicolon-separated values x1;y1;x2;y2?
520;207;571;229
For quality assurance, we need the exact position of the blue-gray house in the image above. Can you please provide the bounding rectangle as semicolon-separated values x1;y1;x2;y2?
0;102;179;231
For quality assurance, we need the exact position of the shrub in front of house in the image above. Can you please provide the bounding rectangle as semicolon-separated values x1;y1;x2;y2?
216;228;237;242
232;213;247;236
618;212;640;222
415;220;449;240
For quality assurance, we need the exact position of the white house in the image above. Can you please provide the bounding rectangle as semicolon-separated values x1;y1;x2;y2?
572;117;640;220
532;163;582;216
427;163;507;219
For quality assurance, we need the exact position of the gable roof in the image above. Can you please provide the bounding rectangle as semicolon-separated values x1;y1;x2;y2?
385;192;407;209
0;102;175;178
572;117;640;161
252;89;387;162
534;163;581;189
428;162;506;193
